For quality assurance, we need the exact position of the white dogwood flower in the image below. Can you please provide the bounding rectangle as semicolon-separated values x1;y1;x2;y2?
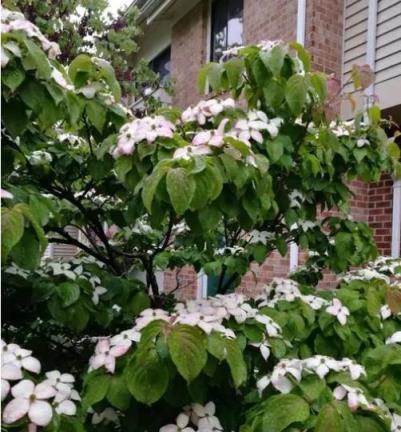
89;338;129;373
326;298;350;325
173;145;213;160
338;359;366;380
135;308;170;330
271;359;303;393
386;331;401;345
160;413;195;432
3;379;56;426
110;329;141;349
333;384;369;411
256;375;271;395
4;347;41;374
91;286;107;305
254;314;281;337
181;99;235;124
303;356;341;379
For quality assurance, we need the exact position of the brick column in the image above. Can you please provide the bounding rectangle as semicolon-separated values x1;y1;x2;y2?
304;0;345;77
171;0;209;108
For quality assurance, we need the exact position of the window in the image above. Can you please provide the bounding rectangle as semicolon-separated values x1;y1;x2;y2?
210;0;243;62
149;46;171;83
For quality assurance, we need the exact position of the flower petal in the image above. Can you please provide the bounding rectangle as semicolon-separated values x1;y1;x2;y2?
2;363;23;380
21;356;41;373
28;400;53;426
11;379;35;398
56;400;76;416
35;382;57;399
3;398;30;424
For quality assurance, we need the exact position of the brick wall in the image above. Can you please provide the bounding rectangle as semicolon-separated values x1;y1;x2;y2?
171;1;209;108
368;174;394;255
243;0;297;44
305;0;344;77
162;0;394;297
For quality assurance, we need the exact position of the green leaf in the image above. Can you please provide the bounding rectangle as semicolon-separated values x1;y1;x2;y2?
126;350;169;405
290;41;311;72
207;332;226;360
142;164;169;213
315;403;344;432
310;73;328;101
260;46;285;76
1;206;24;261
224;57;244;88
16;204;47;253
82;374;110;411
191;170;213;210
266;135;290;163
276;237;288;256
167;324;207;382
114;156;132;182
262;394;310;432
10;230;40;270
263;80;285;109
198;63;211;93
68;54;94;85
225;338;247;388
285;74;307;116
86;100;106;133
166;168;196;215
23;38;52;79
57;282;80;307
107;375;131;410
207;63;224;91
2;66;25;91
2;98;28;137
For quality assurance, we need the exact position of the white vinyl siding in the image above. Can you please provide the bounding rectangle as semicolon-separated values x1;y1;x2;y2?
374;0;401;108
342;0;369;116
342;0;401;116
52;226;79;259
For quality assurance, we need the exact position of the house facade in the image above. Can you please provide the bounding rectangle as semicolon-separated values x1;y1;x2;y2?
131;0;401;298
47;0;401;299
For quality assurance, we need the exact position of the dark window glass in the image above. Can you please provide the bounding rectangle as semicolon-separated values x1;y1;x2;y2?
150;46;171;82
211;0;243;61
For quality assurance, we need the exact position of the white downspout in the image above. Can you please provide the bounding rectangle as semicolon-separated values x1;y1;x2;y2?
296;0;306;45
392;179;401;258
289;0;307;273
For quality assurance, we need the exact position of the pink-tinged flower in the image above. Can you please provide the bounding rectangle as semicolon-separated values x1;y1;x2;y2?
181;99;235;124
105;224;119;239
89;338;129;373
110;329;141;349
173;145;212;160
1;188;13;199
5;348;41;374
333;384;369;411
192;119;229;148
160;413;195;432
271;359;302;393
326;298;350;325
1;379;10;401
53;392;77;416
114;115;175;157
44;370;74;398
303;356;341;379
135;308;170;330
191;402;222;430
1;362;23;380
175;312;217;335
3;379;56;426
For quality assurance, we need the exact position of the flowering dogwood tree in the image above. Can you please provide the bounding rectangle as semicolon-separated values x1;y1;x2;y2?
1;8;401;432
